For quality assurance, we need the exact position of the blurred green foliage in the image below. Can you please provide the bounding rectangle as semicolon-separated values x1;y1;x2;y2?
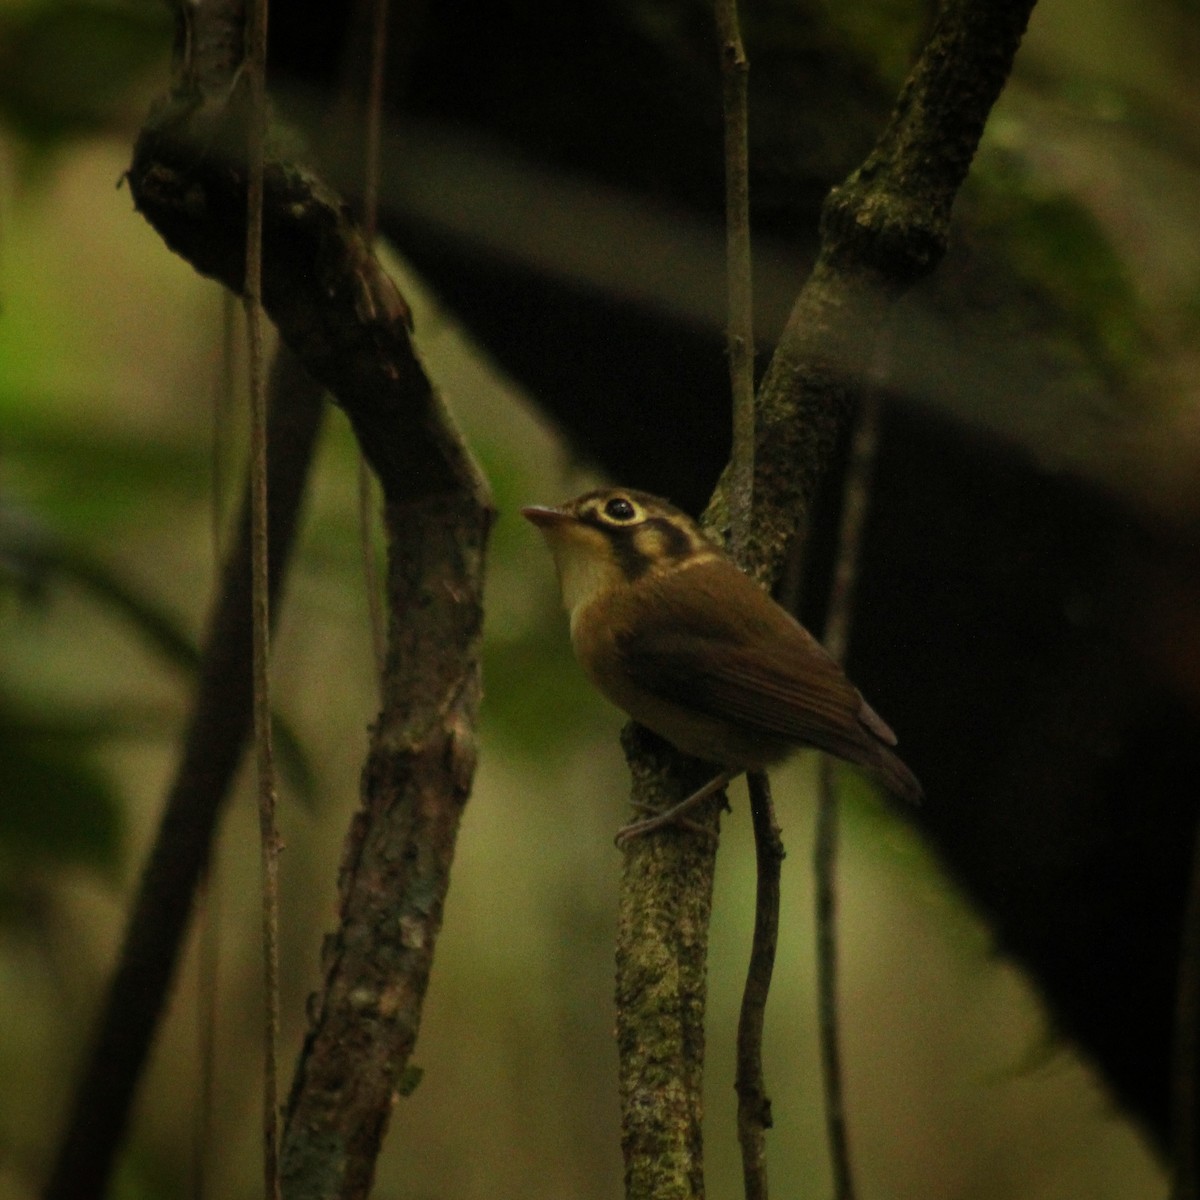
0;0;169;145
0;0;1191;1196
0;704;123;877
0;408;209;533
815;0;931;84
0;492;318;911
970;146;1147;385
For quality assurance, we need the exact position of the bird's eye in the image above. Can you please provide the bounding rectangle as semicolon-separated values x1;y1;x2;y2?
604;497;637;522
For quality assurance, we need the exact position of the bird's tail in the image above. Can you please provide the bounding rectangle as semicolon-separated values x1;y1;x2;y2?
867;742;924;804
852;697;923;803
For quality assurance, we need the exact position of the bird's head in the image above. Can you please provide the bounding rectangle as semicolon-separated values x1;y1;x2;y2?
522;488;715;621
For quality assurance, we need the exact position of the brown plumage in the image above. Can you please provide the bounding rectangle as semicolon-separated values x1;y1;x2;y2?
523;487;922;806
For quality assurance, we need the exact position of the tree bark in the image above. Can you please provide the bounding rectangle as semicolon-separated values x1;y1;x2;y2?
84;0;495;1194
615;2;1036;1196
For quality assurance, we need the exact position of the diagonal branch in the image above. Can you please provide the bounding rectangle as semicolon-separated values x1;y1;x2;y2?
43;348;326;1200
743;0;1038;585
131;102;492;1200
48;1;495;1196
615;2;1036;1197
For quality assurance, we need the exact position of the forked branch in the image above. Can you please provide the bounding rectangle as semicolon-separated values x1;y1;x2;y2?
615;2;1036;1197
95;0;493;1195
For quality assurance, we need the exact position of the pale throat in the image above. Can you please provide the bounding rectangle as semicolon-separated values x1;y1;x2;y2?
553;546;623;634
555;541;722;636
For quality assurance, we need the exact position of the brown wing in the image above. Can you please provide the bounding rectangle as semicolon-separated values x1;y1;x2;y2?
617;562;876;759
622;630;873;761
612;559;923;802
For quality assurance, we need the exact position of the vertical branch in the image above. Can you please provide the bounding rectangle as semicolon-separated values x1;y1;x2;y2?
359;0;388;236
194;287;238;1200
241;0;282;1194
615;4;758;1190
616;736;721;1200
814;750;852;1200
357;461;386;686
713;4;785;1198
735;773;784;1200
192;875;220;1200
211;291;240;569
815;392;881;1200
714;0;754;557
356;0;390;688
1172;812;1200;1200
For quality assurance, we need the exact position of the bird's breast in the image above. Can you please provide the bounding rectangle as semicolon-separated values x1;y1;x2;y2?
568;575;790;770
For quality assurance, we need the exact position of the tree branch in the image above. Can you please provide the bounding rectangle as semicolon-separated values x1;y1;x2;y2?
715;0;754;553
615;2;1036;1196
1172;811;1200;1200
43;348;325;1200
616;726;724;1200
280;480;490;1200
735;773;783;1200
815;390;881;1200
55;1;495;1195
238;0;283;1192
743;0;1036;586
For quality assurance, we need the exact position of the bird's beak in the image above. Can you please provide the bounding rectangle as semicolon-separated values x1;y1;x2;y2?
521;505;570;529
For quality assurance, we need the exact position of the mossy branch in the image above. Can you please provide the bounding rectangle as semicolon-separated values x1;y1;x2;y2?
614;3;1036;1197
49;0;494;1195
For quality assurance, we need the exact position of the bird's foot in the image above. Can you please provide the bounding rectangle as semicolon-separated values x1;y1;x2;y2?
614;770;737;847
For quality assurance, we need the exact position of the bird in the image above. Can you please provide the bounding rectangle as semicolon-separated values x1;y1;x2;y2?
521;487;922;842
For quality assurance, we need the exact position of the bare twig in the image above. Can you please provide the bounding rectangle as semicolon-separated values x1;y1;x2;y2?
211;290;239;568
615;2;1035;1196
193;283;239;1200
355;0;390;688
1172;811;1200;1200
815;391;880;1200
356;460;386;686
814;754;851;1200
241;0;283;1192
192;873;219;1200
822;396;879;667
359;0;388;239
736;772;784;1200
615;4;759;1191
715;0;754;559
713;4;785;1196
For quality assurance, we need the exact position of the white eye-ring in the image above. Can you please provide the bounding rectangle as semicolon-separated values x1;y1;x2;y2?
603;496;638;522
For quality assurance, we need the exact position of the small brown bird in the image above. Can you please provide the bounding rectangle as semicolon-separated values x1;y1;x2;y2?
522;488;922;840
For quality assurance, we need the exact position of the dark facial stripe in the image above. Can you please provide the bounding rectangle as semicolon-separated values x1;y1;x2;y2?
574;509;647;579
610;530;653;581
651;516;694;562
590;516;698;582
